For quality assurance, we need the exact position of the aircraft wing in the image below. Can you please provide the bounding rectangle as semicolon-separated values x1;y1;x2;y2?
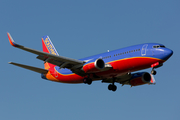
7;33;84;71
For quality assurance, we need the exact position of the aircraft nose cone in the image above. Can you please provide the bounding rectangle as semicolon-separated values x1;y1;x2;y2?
164;48;173;60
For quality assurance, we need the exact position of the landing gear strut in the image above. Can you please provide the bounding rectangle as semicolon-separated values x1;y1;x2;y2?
108;78;117;92
151;62;163;75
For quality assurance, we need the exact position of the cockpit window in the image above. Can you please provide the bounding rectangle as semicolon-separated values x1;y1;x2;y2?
153;45;166;48
153;45;160;48
160;45;165;48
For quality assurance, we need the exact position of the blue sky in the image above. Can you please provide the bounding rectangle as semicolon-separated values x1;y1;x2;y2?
1;0;180;120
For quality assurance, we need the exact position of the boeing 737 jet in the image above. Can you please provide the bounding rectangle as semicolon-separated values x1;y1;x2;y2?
7;33;173;91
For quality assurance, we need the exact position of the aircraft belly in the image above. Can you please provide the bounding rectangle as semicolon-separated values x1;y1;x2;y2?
44;57;165;83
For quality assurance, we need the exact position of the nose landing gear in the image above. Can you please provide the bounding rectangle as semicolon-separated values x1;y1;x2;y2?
151;68;157;75
151;62;163;75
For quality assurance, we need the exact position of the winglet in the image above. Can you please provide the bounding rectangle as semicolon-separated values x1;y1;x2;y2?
7;32;20;47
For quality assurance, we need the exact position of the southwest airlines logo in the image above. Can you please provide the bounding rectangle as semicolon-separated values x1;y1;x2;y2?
44;37;57;55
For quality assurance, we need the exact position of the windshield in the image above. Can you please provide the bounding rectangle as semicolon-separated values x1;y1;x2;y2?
153;45;165;48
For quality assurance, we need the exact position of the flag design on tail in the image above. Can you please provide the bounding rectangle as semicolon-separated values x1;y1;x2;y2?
41;36;59;70
41;36;59;55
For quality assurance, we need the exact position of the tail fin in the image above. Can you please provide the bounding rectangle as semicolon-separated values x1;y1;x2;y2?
41;36;59;55
41;36;59;70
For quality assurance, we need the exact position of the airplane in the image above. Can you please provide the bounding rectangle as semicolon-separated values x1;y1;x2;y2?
7;33;173;91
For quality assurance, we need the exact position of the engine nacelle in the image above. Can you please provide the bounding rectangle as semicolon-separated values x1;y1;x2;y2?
83;59;105;73
130;72;154;86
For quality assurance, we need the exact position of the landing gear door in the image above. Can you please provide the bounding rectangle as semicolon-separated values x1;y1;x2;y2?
141;44;148;56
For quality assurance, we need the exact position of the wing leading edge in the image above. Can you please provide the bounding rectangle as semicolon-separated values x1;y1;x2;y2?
7;33;113;76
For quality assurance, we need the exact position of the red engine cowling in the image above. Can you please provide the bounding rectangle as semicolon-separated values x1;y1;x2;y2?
130;72;153;86
83;59;105;73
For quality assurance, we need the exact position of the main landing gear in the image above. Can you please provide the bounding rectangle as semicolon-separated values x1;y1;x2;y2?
83;78;92;85
108;78;117;92
108;84;117;92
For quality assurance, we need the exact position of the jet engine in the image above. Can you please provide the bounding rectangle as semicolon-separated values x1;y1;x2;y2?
83;59;106;73
130;72;154;86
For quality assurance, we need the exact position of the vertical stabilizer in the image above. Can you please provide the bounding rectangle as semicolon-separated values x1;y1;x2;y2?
41;36;59;55
41;36;59;69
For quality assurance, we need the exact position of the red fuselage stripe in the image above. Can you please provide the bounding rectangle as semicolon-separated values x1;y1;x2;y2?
46;57;163;83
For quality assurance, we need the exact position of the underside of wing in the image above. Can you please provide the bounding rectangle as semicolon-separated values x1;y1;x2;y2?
102;73;132;84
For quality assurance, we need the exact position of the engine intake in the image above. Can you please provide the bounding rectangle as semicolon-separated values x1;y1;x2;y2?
95;59;105;69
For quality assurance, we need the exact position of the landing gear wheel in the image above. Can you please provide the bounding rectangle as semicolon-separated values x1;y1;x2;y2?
87;79;92;85
83;78;92;85
151;70;157;75
83;78;88;83
108;84;113;90
108;84;117;92
112;85;117;92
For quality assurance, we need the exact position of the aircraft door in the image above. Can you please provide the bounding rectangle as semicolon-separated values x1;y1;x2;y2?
141;44;148;56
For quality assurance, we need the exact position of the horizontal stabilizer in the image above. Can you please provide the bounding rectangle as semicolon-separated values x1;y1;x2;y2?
9;62;48;74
